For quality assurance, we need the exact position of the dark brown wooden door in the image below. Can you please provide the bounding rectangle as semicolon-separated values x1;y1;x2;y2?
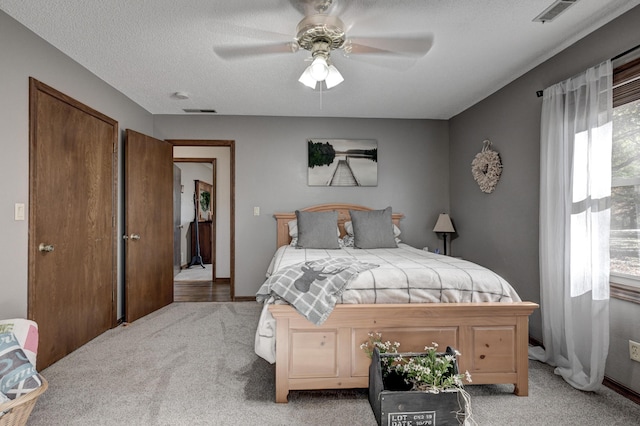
28;78;117;370
124;130;174;322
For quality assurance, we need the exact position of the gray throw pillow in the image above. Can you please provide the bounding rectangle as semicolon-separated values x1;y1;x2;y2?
295;210;340;249
349;207;398;249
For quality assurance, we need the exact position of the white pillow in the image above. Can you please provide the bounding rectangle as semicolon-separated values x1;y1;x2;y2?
344;220;353;236
288;219;298;238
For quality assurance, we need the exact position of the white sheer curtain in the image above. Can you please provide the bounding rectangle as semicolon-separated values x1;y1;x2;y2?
530;60;613;391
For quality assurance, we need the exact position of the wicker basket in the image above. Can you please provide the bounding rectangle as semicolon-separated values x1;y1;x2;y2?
0;376;48;426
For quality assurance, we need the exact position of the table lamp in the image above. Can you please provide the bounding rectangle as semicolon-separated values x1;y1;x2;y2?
433;213;455;255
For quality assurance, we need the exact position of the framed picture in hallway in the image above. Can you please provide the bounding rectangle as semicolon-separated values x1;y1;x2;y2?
307;139;378;187
195;180;213;222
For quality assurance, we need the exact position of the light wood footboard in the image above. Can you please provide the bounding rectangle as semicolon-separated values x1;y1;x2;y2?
269;302;538;403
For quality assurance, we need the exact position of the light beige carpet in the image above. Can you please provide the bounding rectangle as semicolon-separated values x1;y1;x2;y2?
174;264;213;281
29;302;640;425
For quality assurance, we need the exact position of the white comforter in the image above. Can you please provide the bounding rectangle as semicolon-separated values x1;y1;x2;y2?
254;243;521;363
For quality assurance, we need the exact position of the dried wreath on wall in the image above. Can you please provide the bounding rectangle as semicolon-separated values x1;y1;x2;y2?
471;140;502;193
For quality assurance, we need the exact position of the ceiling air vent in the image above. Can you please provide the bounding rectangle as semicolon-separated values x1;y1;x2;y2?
533;0;580;23
183;109;217;114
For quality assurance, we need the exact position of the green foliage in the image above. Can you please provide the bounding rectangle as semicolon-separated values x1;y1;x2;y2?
612;99;640;179
361;332;471;392
200;191;210;213
395;344;468;392
360;332;400;378
308;140;336;168
612;99;640;231
610;100;640;276
365;148;377;162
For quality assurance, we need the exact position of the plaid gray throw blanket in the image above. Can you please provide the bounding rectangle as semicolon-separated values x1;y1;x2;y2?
256;258;378;325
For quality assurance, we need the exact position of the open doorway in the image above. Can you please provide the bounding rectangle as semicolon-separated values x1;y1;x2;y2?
174;160;216;272
170;140;235;301
173;159;228;301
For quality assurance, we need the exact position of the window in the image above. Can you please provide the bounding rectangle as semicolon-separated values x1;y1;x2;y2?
610;53;640;301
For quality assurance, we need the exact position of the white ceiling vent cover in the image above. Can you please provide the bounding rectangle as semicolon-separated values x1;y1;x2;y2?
533;0;580;23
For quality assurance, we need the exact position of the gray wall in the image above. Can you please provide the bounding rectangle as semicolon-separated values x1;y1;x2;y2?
154;115;450;297
0;11;154;319
3;3;639;396
449;6;640;394
0;8;449;318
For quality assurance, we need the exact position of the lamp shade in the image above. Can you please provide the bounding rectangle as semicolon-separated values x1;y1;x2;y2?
309;56;329;81
298;67;317;89
433;213;455;233
325;65;344;89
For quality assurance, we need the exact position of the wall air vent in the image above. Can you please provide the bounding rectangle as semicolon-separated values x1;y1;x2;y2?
533;0;579;23
183;109;217;114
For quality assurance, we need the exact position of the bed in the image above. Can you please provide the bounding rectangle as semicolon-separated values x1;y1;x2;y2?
256;203;538;403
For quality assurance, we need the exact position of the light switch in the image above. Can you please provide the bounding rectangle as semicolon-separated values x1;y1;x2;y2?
253;207;260;216
15;203;25;221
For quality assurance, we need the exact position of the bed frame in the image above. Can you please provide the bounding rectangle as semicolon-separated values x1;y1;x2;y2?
269;203;538;403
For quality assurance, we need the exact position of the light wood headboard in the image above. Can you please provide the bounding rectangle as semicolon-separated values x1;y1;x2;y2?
273;203;404;248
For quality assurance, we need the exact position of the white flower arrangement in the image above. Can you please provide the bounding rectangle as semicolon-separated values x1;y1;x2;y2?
363;332;478;425
361;332;471;393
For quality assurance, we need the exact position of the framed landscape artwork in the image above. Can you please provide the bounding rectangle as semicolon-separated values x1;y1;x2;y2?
195;180;213;222
307;139;378;186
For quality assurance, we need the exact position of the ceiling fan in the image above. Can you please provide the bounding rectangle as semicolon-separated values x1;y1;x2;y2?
212;0;434;90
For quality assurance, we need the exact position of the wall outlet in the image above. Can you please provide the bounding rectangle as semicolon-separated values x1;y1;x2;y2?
630;340;640;363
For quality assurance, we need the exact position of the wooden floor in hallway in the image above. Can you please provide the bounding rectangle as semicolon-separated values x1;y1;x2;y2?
173;280;231;302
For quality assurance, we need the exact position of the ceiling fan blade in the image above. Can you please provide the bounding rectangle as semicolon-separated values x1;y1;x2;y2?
343;54;419;71
345;34;434;58
214;42;298;60
209;20;295;43
208;0;297;14
210;19;299;60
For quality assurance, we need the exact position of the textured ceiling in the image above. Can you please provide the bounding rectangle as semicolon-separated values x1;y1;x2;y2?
1;0;639;119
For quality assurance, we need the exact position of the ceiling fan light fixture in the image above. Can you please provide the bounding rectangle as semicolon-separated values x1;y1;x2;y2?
298;67;317;89
309;56;329;81
325;64;344;89
298;32;344;90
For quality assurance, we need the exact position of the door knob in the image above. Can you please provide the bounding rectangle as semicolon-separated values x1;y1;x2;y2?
130;234;141;240
38;243;54;252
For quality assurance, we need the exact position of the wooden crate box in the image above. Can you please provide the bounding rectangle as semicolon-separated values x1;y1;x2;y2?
368;347;466;426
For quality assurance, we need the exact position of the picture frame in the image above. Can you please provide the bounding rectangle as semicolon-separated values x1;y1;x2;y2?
307;138;378;186
195;180;213;222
